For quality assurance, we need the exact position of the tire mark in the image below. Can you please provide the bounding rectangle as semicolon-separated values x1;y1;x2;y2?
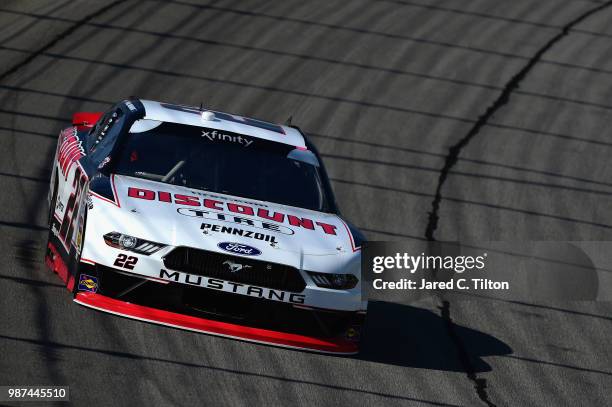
333;178;612;231
6;45;612;151
0;0;73;47
504;355;612;377
140;0;567;62
3;82;612;150
0;0;125;82
314;134;612;187
6;46;612;149
376;0;561;30
324;153;612;197
0;334;462;407
0;9;502;91
0;0;127;390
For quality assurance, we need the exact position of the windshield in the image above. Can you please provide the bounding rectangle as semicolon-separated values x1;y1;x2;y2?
113;121;330;212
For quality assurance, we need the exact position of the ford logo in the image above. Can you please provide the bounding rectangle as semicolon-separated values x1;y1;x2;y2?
217;242;262;256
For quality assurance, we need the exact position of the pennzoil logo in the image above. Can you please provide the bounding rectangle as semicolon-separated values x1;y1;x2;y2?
201;222;278;243
78;274;98;293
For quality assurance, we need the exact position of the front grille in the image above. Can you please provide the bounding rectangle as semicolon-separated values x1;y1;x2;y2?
163;247;306;292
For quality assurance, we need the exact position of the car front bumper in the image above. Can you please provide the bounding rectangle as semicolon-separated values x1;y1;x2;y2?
75;292;361;354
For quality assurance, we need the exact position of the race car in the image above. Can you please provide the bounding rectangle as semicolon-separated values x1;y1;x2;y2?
45;98;367;354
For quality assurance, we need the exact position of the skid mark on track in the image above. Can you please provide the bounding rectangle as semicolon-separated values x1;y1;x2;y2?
0;0;128;390
6;45;612;149
0;0;126;82
0;334;462;407
424;2;612;406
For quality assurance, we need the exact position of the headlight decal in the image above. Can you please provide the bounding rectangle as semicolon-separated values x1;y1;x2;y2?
307;271;358;289
103;232;166;255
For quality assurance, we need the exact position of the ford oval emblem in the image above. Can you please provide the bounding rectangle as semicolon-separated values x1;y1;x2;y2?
217;242;262;256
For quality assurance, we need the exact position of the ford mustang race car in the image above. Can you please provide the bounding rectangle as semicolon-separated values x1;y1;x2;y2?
45;99;367;354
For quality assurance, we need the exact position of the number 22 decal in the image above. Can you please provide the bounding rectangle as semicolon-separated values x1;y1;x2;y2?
114;254;138;270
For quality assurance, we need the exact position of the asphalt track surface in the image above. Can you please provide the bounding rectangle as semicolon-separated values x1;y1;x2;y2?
1;0;612;406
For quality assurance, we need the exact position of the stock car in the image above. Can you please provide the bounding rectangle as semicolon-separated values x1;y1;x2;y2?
45;99;367;354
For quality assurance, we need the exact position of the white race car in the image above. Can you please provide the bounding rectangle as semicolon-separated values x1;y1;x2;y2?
45;99;367;354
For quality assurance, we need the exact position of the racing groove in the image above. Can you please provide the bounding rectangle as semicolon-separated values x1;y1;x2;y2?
0;0;611;406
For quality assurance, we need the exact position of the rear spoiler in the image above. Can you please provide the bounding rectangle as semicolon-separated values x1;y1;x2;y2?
72;112;103;131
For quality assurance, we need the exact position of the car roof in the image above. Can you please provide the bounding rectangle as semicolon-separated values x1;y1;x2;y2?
139;100;306;148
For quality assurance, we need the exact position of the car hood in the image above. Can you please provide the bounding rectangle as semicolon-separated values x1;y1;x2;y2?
109;175;356;257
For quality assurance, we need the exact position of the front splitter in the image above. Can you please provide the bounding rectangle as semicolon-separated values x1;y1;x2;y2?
74;292;359;355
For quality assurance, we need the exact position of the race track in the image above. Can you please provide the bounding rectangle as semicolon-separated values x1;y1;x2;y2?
1;0;611;405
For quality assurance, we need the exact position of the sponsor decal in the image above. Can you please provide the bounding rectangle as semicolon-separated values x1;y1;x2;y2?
125;100;137;111
78;274;98;293
128;187;337;235
59;166;87;250
223;260;252;273
201;222;278;243
58;127;85;176
159;269;305;304
180;208;294;235
98;156;111;169
218;242;261;256
201;129;253;147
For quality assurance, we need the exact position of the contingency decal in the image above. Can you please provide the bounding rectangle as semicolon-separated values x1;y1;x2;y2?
78;274;98;293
